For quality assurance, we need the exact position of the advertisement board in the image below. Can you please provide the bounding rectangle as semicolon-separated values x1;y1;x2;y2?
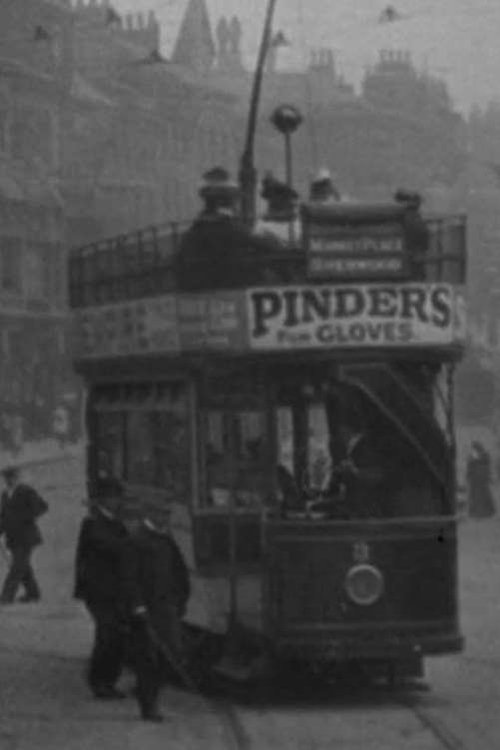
73;292;247;358
177;291;247;351
73;283;467;359
73;296;179;358
247;283;466;351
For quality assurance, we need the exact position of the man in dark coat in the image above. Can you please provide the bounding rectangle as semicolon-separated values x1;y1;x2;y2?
73;477;130;699
0;466;48;603
123;506;190;722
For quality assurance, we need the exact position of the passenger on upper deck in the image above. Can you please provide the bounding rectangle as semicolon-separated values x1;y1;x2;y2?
309;168;342;204
197;166;240;219
253;172;301;245
176;167;280;290
394;188;430;279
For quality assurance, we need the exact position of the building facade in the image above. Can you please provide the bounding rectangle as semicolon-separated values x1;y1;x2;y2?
0;0;472;449
0;0;77;449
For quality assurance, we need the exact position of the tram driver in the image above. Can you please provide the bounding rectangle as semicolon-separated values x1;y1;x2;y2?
320;401;385;518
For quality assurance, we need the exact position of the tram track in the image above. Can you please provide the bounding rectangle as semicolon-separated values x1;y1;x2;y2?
10;450;470;749
211;698;252;750
206;682;470;750
397;694;468;750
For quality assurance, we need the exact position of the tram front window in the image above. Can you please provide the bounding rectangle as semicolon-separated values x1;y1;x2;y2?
273;371;449;519
276;404;331;500
204;409;268;510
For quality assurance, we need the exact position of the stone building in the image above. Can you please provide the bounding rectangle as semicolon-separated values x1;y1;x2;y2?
0;0;76;448
62;0;244;239
173;7;466;203
0;0;470;448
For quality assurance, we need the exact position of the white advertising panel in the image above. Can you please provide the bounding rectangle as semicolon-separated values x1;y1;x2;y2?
247;283;466;351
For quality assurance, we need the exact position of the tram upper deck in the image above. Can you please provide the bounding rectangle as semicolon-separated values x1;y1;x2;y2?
69;199;467;364
70;202;466;307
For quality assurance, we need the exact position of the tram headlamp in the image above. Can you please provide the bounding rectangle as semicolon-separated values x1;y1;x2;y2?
344;564;384;606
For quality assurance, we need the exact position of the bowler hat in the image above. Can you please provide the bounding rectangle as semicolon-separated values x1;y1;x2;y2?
199;166;239;199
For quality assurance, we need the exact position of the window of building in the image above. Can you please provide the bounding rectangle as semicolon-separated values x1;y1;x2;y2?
0;238;22;293
25;243;49;300
0;107;8;153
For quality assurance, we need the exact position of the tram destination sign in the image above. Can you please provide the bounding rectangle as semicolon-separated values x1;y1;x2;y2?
247;283;466;351
304;220;407;278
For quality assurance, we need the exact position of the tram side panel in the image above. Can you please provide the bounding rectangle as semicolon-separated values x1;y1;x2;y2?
263;518;461;663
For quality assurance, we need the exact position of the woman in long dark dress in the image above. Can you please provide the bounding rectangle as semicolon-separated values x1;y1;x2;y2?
466;441;496;518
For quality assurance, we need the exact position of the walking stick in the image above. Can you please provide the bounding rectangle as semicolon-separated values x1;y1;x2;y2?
144;620;199;694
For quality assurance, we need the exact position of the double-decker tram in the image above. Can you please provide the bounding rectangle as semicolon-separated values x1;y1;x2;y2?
69;175;467;685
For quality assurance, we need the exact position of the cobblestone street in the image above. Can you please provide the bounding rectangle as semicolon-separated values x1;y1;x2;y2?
0;456;498;748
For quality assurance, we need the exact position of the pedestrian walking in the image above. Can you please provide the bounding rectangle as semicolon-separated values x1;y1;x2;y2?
123;505;191;722
73;477;130;699
466;441;496;518
0;466;48;604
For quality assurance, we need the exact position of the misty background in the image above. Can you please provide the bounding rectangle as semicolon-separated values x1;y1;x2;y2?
114;0;500;111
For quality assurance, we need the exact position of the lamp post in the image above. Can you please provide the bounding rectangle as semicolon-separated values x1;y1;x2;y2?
270;103;303;243
270;103;303;189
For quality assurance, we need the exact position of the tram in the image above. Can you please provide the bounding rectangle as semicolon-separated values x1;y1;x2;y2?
69;178;467;684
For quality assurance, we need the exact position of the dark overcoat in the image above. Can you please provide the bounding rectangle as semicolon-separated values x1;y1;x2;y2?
123;524;190;642
73;510;129;613
0;484;48;549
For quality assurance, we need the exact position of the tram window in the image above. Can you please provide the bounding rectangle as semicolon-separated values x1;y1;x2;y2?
126;411;156;485
272;373;451;519
308;405;331;491
95;412;125;480
275;403;331;499
276;407;294;475
203;410;268;510
152;410;190;501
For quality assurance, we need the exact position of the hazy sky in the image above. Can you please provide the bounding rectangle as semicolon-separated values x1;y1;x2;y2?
112;0;500;111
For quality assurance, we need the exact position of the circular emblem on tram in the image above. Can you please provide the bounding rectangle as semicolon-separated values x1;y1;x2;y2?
344;564;384;607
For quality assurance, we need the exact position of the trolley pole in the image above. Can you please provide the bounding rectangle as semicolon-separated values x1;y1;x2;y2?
239;0;279;226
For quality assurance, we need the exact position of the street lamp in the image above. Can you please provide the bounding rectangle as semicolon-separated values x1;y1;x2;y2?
270;103;303;189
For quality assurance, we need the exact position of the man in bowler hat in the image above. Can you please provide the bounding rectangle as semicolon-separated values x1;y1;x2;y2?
0;465;48;604
124;505;191;722
74;477;130;699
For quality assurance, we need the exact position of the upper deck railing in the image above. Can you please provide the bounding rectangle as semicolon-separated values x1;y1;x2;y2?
68;211;467;309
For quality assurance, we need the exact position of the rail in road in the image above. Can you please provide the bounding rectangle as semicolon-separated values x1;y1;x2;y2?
400;694;468;750
3;449;471;749
205;682;471;750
